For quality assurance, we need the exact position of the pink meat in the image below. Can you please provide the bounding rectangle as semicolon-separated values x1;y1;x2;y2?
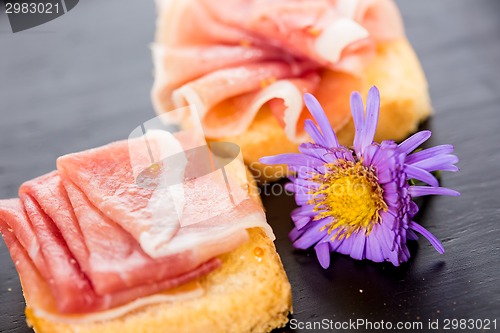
153;44;283;88
20;171;216;296
151;44;287;114
56;133;266;259
18;194;99;313
19;171;91;275
0;199;50;281
0;198;221;314
152;0;404;142
0;131;270;315
63;178;223;295
0;214;58;313
56;134;181;249
171;61;315;116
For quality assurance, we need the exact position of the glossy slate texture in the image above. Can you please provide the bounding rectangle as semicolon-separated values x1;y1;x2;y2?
0;0;499;332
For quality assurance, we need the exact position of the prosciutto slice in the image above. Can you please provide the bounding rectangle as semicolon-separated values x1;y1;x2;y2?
18;172;224;296
0;199;50;281
19;171;91;276
56;131;269;258
0;198;220;314
152;0;404;142
0;131;271;315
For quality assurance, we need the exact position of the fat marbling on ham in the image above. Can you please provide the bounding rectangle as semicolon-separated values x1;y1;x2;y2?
0;130;271;315
152;0;404;142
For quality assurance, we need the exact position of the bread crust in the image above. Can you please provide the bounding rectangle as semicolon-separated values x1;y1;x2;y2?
25;170;292;333
209;39;432;183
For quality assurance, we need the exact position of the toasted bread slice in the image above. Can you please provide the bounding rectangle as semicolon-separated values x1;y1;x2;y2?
25;169;292;333
210;39;432;183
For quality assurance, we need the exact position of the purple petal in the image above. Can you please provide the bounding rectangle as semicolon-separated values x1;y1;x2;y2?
315;242;331;268
290;165;317;179
405;144;454;164
293;177;319;189
291;204;316;217
365;232;384;262
409;201;419;217
379;221;397;251
284;182;297;193
405;164;439;187
409;221;445;254
293;230;326;249
398;130;432;154
327;236;342;253
362;144;380;168
407;229;419;241
371;224;394;257
377;166;394;184
409;186;460;197
350;91;365;155
294;191;313;205
292;218;329;249
359;86;380;152
373;229;400;265
384;193;400;206
289;227;303;242
304;119;328;147
259;153;324;168
332;147;356;162
304;94;339;147
374;154;400;173
385;204;399;218
387;248;401;266
410;154;459;172
294;217;312;230
380;210;397;231
336;235;355;255
399;244;411;262
298;143;339;163
350;231;367;260
370;147;396;169
380;140;398;150
436;165;459;172
382;181;399;197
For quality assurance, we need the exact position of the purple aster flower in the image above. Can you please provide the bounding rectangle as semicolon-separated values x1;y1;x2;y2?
260;86;459;268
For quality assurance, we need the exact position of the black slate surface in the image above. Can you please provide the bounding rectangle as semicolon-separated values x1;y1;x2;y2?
0;1;499;332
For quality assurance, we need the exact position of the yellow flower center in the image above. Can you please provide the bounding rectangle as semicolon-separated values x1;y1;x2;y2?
309;159;387;240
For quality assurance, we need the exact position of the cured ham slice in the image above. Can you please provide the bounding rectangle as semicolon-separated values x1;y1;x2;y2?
20;193;99;313
0;130;272;315
57;131;270;258
19;171;224;296
1;197;94;313
0;220;205;323
152;44;284;113
0;215;58;313
57;131;186;254
152;0;404;142
171;61;314;120
152;44;283;91
156;0;254;47
19;171;91;275
63;178;187;295
0;199;50;281
203;72;321;139
0;198;221;314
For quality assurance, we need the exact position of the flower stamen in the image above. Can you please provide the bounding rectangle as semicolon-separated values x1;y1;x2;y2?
308;159;387;240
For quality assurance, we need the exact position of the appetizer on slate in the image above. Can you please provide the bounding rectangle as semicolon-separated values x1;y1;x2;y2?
0;130;292;333
152;0;432;181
